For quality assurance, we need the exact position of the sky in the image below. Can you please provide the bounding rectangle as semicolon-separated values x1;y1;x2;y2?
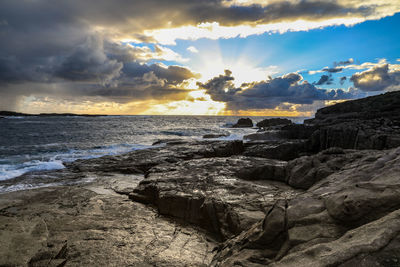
0;0;400;116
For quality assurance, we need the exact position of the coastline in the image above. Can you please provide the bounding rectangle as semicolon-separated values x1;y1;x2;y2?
1;91;400;266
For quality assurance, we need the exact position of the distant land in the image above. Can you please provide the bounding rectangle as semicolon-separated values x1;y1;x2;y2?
0;111;107;117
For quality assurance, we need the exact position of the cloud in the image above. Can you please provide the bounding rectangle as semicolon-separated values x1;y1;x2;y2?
1;0;400;112
350;64;400;91
105;43;187;63
56;35;123;86
309;66;344;75
323;67;343;73
187;46;199;53
340;76;347;85
334;58;354;66
314;74;334;85
1;0;399;45
197;70;357;110
0;34;199;110
153;45;189;62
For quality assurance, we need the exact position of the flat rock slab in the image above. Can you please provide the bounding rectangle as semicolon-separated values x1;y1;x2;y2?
130;156;301;240
66;140;244;174
0;173;216;266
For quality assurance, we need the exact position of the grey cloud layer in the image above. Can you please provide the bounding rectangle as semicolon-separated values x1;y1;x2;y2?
197;70;355;110
0;33;199;110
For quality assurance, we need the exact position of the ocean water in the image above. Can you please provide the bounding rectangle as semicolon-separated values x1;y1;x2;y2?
0;115;305;182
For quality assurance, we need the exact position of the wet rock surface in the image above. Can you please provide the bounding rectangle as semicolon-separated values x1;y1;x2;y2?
65;140;244;174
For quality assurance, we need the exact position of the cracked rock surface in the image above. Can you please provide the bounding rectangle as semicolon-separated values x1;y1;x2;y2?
211;147;400;266
130;156;299;240
0;174;216;266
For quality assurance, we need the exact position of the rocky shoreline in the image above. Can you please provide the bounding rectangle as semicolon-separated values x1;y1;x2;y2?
1;91;400;266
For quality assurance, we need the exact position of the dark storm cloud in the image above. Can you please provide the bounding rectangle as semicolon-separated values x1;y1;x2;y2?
314;74;334;85
0;34;199;109
0;0;375;35
196;70;239;97
340;76;347;85
197;70;355;110
350;64;400;91
56;36;123;85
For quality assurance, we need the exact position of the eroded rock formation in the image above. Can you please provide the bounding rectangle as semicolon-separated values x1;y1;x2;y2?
2;91;400;266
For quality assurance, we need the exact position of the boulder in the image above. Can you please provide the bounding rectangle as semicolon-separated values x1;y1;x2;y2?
232;118;253;128
256;118;293;128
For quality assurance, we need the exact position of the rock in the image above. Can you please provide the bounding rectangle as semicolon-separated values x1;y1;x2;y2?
130;156;298;240
308;91;400;126
285;147;350;189
232;118;253;128
278;124;317;140
211;147;400;266
244;130;282;141
66;140;244;174
309;119;400;151
0;174;216;266
152;138;187;145
303;91;400;152
270;209;400;267
256;118;293;128
4;91;400;267
203;133;230;139
243;140;307;161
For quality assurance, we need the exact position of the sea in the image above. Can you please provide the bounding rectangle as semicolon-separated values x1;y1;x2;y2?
0;115;305;188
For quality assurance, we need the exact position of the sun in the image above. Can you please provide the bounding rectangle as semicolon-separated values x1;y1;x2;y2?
142;44;280;115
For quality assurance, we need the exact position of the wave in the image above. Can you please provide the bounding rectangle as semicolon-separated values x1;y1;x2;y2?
0;160;65;181
3;116;26;119
0;143;152;181
215;133;246;141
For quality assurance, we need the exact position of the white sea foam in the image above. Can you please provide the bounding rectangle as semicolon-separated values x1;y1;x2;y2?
0;160;65;181
0;143;152;181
